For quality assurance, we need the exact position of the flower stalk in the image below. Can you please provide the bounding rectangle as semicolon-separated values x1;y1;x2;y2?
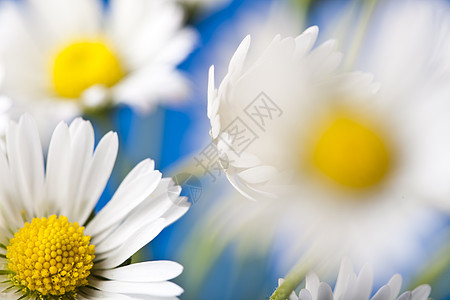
270;257;313;300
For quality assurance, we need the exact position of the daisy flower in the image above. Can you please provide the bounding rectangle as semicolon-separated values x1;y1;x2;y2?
208;1;450;207
0;115;189;299
0;0;196;136
207;3;450;276
279;258;431;300
208;25;381;201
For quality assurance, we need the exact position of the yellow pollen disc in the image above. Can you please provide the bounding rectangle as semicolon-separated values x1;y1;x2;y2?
311;114;391;189
6;215;95;297
52;40;124;98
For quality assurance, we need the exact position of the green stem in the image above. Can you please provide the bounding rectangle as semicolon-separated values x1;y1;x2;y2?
177;222;229;299
291;0;313;28
270;257;313;300
408;231;450;289
292;0;312;11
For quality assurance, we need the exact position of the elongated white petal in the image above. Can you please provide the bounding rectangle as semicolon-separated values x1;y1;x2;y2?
411;285;431;300
317;282;333;300
237;166;277;184
45;121;71;214
62;119;95;220
75;131;118;225
90;278;183;298
371;285;392;300
94;218;166;269
86;159;161;236
99;261;183;282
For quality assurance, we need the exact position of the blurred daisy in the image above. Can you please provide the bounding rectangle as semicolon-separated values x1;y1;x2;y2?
209;25;382;200
0;0;196;136
207;8;450;271
279;258;431;300
0;115;189;299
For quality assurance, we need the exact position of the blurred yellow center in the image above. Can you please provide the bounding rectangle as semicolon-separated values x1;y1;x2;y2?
52;41;124;98
311;115;390;189
6;215;95;298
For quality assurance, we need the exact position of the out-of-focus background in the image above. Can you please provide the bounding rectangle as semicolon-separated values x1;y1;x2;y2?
1;0;450;299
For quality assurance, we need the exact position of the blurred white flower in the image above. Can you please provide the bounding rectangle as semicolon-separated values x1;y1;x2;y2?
0;115;190;299
207;0;450;275
209;25;384;200
280;258;431;300
0;0;197;139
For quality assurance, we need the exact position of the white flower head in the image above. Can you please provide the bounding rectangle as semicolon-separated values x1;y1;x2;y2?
0;114;189;299
208;16;450;273
208;25;383;200
0;0;197;137
280;258;431;300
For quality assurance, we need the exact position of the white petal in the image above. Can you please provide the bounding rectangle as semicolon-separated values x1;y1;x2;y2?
94;218;166;269
386;274;402;299
298;289;312;300
227;151;261;168
26;0;102;44
161;198;190;226
0;148;21;223
108;0;194;70
397;291;412;300
99;261;183;282
89;278;183;298
237;165;277;184
354;264;373;300
295;26;319;57
334;258;354;299
207;65;217;119
79;288;132;300
112;66;191;111
63;119;95;220
75;131;118;225
411;285;431;300
6;115;44;218
317;282;333;300
305;272;320;299
86;159;161;236
371;285;391;300
45;121;71;214
228;35;251;76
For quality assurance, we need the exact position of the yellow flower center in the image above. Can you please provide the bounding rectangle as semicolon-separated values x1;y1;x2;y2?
309;113;391;189
6;215;95;298
52;40;124;98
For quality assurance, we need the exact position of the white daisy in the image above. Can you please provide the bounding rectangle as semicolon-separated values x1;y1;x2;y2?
208;1;450;206
279;258;431;300
0;114;189;299
207;7;450;273
0;0;196;137
208;25;381;200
